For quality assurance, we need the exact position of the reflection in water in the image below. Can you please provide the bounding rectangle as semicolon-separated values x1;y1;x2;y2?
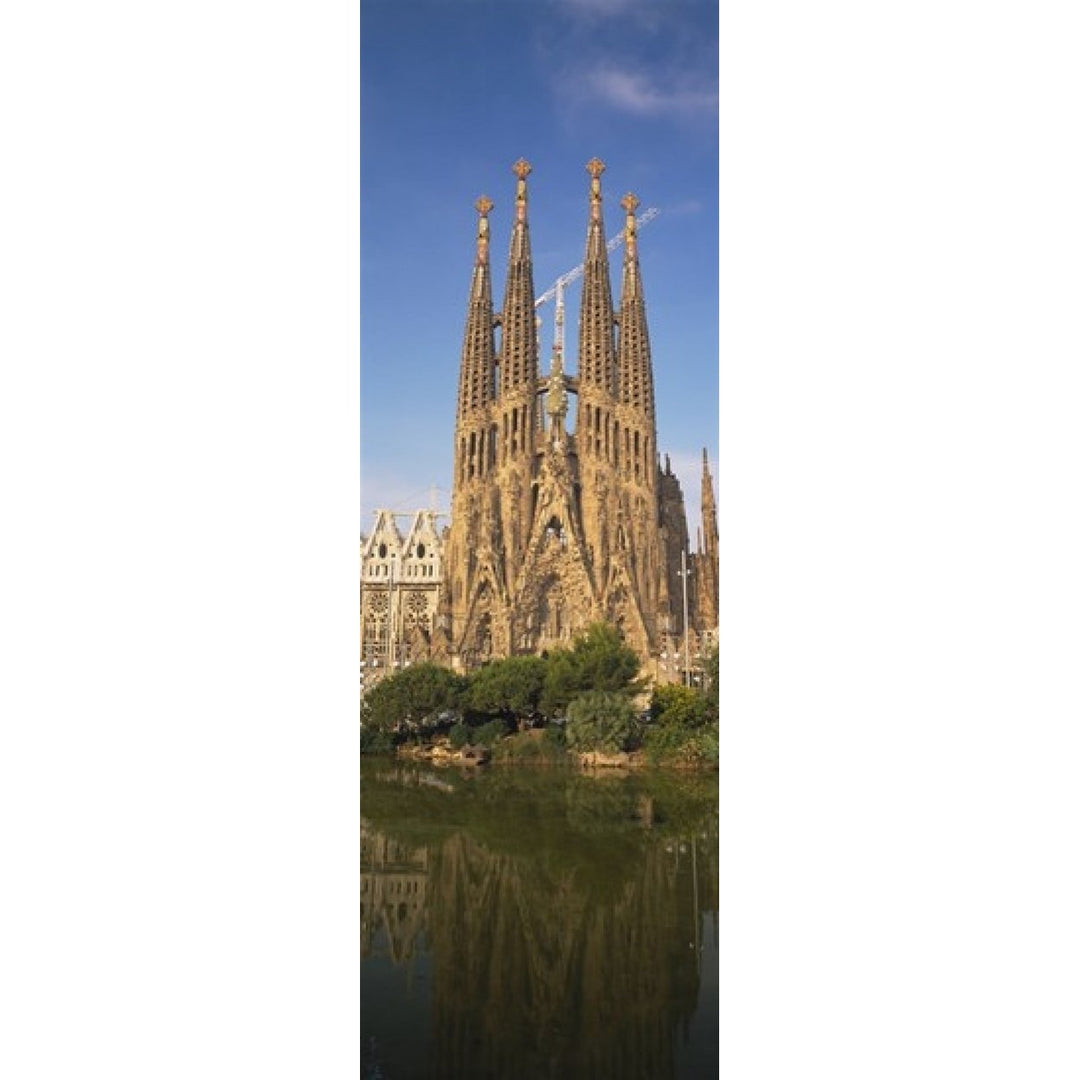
361;762;718;1079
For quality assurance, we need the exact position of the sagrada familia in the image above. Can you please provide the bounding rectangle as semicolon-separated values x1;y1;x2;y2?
361;159;717;683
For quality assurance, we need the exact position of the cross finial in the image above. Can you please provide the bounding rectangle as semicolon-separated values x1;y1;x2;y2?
586;157;605;179
475;195;493;216
512;158;532;180
620;192;639;215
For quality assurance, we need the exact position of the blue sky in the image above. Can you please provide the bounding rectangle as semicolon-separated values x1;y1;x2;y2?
360;0;718;538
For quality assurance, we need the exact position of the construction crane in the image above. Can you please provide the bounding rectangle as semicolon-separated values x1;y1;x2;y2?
534;206;659;363
534;206;660;309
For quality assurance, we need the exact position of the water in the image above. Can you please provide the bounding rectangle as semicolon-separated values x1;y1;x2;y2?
361;759;718;1079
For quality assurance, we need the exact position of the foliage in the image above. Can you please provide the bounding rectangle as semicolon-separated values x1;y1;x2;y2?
472;719;508;747
542;723;566;750
359;725;396;755
361;662;465;733
564;691;641;754
448;721;470;750
691;722;720;766
642;675;717;765
700;644;719;716
465;655;548;724
650;683;711;729
541;623;643;716
643;719;719;767
491;730;569;765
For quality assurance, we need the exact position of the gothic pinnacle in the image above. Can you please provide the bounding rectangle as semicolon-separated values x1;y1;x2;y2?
587;157;605;220
513;158;531;221
621;192;640;253
474;195;493;263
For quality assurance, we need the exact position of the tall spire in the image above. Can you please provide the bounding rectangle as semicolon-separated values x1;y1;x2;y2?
697;448;719;630
701;448;716;555
456;195;496;420
616;191;655;421
577;158;617;396
498;159;539;396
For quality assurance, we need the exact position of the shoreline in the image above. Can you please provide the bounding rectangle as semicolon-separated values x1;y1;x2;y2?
384;741;716;771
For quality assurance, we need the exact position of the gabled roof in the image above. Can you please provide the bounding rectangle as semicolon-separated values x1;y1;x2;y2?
361;510;405;561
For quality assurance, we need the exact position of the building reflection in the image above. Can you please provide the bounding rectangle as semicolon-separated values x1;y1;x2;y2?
360;823;430;965
361;769;718;1079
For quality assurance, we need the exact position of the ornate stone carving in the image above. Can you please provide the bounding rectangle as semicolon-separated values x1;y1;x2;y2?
434;161;718;677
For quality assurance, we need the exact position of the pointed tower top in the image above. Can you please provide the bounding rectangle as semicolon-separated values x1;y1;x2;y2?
587;158;605;220
474;195;493;263
500;159;538;397
513;159;531;221
578;159;616;398
702;447;710;471
621;192;640;253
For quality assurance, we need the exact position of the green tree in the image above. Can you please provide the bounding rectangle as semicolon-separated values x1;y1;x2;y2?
700;644;719;717
650;683;710;729
541;623;642;716
565;691;641;754
472;719;508;747
361;662;465;734
465;655;548;725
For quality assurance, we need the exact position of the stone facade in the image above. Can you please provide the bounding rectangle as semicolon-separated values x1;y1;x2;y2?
360;508;445;683
431;159;718;679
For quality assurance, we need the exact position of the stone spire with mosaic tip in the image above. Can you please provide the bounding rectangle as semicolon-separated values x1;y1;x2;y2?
498;159;540;404
455;195;496;423
576;158;618;401
616;192;656;429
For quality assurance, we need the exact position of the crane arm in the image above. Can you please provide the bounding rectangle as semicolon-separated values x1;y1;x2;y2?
534;206;659;308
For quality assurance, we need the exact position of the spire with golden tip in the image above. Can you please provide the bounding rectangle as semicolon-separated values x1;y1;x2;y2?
475;194;493;266
616;190;655;422
512;158;531;222
455;195;496;421
577;158;617;398
499;158;539;403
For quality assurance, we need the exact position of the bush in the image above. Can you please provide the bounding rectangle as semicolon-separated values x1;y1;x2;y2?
541;623;643;716
362;662;466;733
542;723;567;750
473;719;507;747
690;723;719;766
565;691;641;754
359;726;396;755
643;719;718;766
465;655;547;724
492;729;570;764
650;683;711;729
448;721;470;750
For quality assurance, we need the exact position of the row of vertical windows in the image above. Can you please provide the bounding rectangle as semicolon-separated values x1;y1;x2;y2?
460;422;500;482
578;404;650;483
366;560;437;577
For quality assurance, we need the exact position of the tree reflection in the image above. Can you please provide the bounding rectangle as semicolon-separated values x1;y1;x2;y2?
361;763;717;1079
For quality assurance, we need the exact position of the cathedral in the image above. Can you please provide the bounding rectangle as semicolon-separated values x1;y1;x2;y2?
361;159;716;684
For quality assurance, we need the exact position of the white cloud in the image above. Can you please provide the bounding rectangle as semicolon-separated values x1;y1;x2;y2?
558;0;640;17
663;199;703;216
586;65;717;119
